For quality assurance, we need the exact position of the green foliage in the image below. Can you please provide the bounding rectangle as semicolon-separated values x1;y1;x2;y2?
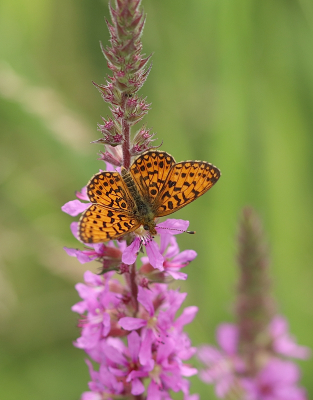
0;0;312;398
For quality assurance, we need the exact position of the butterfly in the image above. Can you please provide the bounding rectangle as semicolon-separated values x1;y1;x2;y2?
79;150;220;243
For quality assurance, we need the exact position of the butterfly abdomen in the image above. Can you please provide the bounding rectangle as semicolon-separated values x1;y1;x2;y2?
121;167;156;233
121;167;141;202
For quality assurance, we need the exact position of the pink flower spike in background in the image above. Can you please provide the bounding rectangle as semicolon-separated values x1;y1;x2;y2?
197;208;310;399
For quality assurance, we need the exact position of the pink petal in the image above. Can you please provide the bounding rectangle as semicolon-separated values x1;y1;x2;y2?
76;186;89;201
139;329;154;365
156;337;175;363
259;359;300;385
105;162;114;172
185;395;200;400
138;286;154;316
270;316;311;359
174;306;198;331
163;236;179;258
274;386;307;400
64;247;96;264
173;249;197;264
127;366;153;381
70;222;80;240
128;331;141;362
92;243;105;254
83;270;103;285
145;240;164;271
157;219;190;234
99;364;122;392
215;375;234;398
274;335;311;359
102;312;111;337
61;199;90;216
109;366;127;377
122;238;141;264
102;341;127;366
216;323;239;355
167;270;188;280
131;378;145;395
270;315;288;337
147;379;162;400
81;392;102;400
106;337;127;353
157;219;190;254
180;365;198;377
167;291;188;317
199;369;215;384
74;282;91;299
119;317;147;331
72;301;86;313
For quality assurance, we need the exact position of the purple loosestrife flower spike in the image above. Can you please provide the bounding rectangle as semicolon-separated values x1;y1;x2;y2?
197;207;310;399
63;2;201;399
236;206;276;375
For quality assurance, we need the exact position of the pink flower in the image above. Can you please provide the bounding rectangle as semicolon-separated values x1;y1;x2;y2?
146;336;197;399
72;271;126;361
82;359;124;399
243;359;308;400
119;285;197;366
122;219;192;272
141;236;197;280
102;333;154;396
269;316;311;360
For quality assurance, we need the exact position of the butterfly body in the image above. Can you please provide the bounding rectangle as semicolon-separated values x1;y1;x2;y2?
121;167;157;235
79;151;220;243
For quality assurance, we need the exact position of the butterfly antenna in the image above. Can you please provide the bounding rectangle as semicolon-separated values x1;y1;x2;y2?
157;226;196;235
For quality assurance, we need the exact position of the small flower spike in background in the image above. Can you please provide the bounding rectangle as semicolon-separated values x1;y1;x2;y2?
62;0;220;399
197;207;310;400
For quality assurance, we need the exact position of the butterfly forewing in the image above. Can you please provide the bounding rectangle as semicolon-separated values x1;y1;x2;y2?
154;161;220;217
130;151;176;203
87;171;134;211
79;204;140;243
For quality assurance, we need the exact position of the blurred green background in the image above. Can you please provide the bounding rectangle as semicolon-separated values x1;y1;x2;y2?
0;0;313;398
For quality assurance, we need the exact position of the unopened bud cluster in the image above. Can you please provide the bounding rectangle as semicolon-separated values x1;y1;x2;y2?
93;0;156;158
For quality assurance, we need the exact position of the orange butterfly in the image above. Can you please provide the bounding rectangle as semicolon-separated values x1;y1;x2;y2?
79;151;220;243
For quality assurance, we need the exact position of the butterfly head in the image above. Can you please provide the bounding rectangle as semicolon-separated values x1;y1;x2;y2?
143;222;157;235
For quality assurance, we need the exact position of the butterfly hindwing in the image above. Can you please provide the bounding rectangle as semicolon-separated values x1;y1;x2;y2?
79;204;140;243
130;151;176;204
154;161;220;217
